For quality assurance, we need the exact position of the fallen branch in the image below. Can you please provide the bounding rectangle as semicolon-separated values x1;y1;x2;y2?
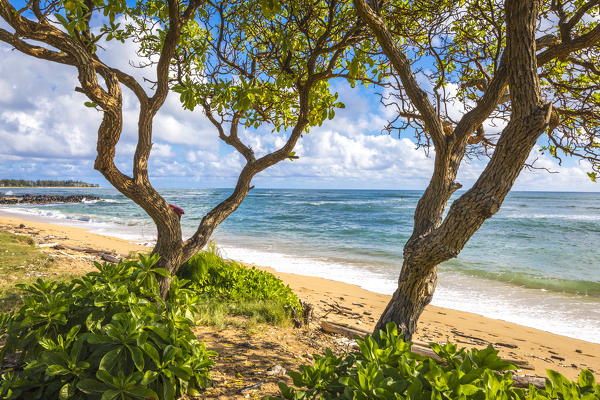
238;382;266;393
51;244;125;263
320;321;536;375
320;320;370;337
322;301;362;318
512;374;546;389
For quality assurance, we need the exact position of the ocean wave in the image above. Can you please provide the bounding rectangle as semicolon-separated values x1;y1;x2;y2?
0;206;70;220
443;266;600;297
81;198;123;204
501;213;600;221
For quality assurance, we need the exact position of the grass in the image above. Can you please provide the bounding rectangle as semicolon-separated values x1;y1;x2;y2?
0;231;299;333
0;231;57;309
177;244;303;332
194;298;296;332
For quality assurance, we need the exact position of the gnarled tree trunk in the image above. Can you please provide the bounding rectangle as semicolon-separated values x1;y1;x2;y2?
367;0;551;340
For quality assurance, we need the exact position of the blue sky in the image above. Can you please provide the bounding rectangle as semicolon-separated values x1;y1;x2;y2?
0;22;598;192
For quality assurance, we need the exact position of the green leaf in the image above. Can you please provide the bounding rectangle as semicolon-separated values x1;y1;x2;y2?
59;382;73;400
77;378;110;394
99;348;122;372
125;387;159;399
46;364;70;376
101;390;121;400
578;369;596;387
130;346;145;371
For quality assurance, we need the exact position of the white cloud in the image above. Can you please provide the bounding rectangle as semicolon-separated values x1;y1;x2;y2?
0;35;597;192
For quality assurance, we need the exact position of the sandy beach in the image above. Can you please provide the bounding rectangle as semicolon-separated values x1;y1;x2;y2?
0;214;598;382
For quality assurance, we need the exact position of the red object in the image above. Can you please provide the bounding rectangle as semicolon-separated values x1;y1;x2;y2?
169;204;185;219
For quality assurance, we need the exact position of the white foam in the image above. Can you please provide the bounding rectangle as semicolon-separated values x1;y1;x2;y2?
219;243;600;344
219;244;398;295
0;207;155;243
433;272;600;344
503;213;600;221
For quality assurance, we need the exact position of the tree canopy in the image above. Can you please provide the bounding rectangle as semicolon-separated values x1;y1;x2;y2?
0;0;369;296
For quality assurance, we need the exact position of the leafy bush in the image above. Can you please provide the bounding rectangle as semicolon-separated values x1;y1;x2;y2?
177;245;303;324
267;323;600;400
0;254;216;400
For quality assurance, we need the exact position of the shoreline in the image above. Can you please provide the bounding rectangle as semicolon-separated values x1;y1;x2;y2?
0;214;598;380
0;187;100;189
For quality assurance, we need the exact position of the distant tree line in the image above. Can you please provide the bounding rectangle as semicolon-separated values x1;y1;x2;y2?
0;179;99;187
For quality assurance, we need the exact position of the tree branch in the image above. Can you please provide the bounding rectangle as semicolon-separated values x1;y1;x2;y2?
353;0;446;151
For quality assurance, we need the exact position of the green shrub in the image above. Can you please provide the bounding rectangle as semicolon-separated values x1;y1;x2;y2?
177;245;303;324
267;323;600;400
0;254;216;400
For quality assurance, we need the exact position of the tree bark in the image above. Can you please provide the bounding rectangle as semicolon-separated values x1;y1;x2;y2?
374;261;437;339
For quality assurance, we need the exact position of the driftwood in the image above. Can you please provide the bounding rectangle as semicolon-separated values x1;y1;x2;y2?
512;375;546;389
322;301;363;319
320;320;540;387
50;244;124;263
321;320;370;337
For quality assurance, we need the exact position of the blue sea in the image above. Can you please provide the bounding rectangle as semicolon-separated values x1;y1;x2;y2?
1;188;599;343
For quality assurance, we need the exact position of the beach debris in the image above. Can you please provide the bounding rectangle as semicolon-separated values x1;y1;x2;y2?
37;242;60;248
49;244;125;264
265;364;286;376
320;320;370;338
527;353;554;363
494;341;519;349
56;251;76;259
334;336;359;350
512;374;545;389
291;301;311;327
239;382;265;393
101;253;120;263
450;330;489;345
322;300;362;319
551;355;566;361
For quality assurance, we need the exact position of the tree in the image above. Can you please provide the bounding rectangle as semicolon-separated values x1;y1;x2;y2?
0;0;365;297
353;0;600;340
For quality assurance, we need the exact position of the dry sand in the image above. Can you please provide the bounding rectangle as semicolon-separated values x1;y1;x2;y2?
0;214;598;384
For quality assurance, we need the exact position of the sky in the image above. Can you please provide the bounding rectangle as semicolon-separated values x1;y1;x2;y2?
0;24;598;192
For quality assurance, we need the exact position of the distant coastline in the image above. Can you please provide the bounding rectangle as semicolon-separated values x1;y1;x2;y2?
0;179;99;188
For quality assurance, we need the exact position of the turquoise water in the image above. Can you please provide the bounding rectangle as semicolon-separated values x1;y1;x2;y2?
1;188;599;342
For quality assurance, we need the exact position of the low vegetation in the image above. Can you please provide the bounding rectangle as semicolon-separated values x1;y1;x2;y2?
176;245;303;328
268;323;600;400
0;231;59;310
0;243;305;399
0;255;216;400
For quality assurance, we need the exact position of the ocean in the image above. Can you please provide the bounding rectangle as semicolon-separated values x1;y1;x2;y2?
1;187;599;343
